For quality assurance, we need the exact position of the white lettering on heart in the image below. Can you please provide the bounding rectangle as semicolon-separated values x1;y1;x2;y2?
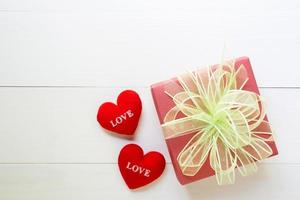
126;161;151;177
110;110;134;128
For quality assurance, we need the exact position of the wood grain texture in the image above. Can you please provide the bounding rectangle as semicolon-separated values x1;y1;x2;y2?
0;164;298;200
0;0;299;87
0;0;299;199
0;87;294;164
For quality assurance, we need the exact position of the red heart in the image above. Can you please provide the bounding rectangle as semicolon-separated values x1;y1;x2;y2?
118;144;166;189
97;90;142;136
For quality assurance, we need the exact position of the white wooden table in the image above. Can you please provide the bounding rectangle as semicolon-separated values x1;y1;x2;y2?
0;0;299;199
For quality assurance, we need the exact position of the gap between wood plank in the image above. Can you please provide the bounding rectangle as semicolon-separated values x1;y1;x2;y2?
0;86;299;89
0;163;297;165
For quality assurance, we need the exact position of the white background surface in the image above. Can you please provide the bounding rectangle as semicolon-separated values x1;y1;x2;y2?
0;0;299;199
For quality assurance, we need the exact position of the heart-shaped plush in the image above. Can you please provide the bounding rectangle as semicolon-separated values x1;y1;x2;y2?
118;144;166;189
97;90;142;136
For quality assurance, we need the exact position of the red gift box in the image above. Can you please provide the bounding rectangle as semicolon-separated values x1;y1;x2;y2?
151;57;278;185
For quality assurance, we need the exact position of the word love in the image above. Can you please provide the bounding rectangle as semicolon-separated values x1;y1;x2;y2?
110;110;134;128
118;144;166;189
97;90;142;135
126;161;151;177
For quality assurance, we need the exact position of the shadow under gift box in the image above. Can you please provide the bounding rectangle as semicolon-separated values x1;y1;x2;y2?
150;57;278;185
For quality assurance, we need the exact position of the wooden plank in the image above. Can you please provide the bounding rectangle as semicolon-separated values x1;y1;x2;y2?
0;87;296;163
0;0;299;12
0;164;298;200
0;3;299;86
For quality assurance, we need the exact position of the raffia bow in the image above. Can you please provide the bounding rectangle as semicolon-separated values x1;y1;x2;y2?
161;60;274;185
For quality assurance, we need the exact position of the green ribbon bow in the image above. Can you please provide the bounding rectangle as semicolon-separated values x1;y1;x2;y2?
162;60;274;185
